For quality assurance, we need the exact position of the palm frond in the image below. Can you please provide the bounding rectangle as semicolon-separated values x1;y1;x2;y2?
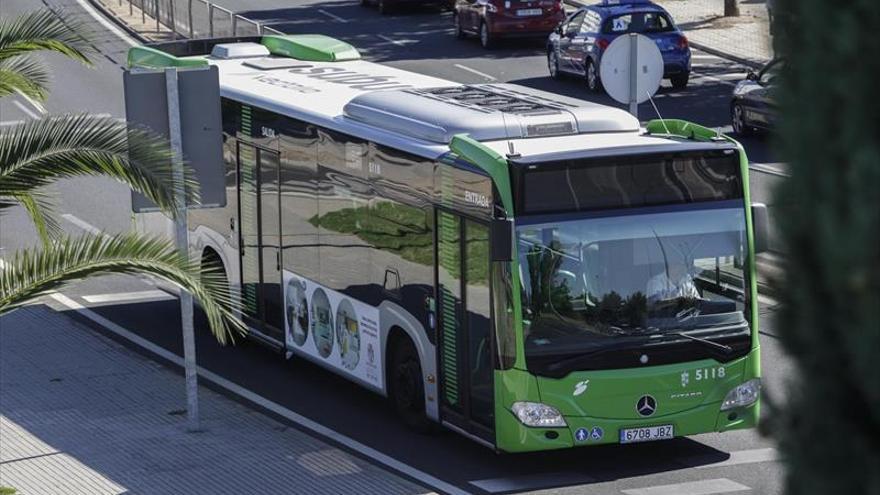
0;233;247;345
0;55;50;106
0;9;92;66
0;114;199;216
13;191;61;247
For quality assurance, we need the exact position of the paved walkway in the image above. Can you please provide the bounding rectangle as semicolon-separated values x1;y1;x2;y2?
657;0;774;67
0;306;430;495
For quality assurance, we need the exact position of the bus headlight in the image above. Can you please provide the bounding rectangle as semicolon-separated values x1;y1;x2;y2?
721;378;761;411
511;402;567;428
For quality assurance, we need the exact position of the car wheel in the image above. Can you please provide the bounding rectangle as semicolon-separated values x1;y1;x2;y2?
731;102;753;136
548;49;560;79
453;13;466;39
670;72;690;89
389;336;433;432
479;21;494;49
585;58;602;92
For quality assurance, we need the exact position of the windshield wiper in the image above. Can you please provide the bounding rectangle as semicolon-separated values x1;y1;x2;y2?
666;331;733;354
545;338;653;373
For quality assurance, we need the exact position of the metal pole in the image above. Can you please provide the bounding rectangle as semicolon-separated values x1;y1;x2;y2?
208;3;214;37
188;0;194;38
165;67;201;433
628;32;638;118
170;0;176;39
155;0;160;33
141;0;146;25
231;13;237;36
129;0;133;16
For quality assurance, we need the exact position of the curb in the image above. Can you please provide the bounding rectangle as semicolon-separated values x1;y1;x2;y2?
688;41;764;70
85;0;151;44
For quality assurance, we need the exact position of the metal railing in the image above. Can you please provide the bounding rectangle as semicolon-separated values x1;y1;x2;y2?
116;0;284;39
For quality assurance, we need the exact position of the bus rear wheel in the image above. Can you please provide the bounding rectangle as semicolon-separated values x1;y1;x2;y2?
389;336;432;432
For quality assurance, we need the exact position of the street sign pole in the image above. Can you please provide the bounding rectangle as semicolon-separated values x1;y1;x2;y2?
165;67;200;433
629;32;638;118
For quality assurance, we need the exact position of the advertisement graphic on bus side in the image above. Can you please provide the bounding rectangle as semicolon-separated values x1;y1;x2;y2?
283;270;382;388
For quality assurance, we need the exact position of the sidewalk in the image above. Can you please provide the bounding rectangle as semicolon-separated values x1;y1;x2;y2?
564;0;774;68
0;306;430;495
656;0;773;68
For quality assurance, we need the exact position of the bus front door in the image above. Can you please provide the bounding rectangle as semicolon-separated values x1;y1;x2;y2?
237;142;284;344
436;210;495;445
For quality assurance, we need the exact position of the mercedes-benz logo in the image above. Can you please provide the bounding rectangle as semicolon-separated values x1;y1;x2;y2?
636;395;657;417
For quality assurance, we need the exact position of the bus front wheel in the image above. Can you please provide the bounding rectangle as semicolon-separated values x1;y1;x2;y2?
389;336;432;432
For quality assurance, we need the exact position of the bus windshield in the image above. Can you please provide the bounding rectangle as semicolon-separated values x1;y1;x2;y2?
518;202;748;372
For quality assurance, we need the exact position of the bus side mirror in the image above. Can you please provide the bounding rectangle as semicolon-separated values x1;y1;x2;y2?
490;218;514;262
751;203;770;254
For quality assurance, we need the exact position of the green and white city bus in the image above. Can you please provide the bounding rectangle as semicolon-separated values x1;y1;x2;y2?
129;34;768;452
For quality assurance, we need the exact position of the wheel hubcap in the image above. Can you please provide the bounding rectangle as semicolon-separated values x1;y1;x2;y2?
587;64;596;88
549;53;557;75
734;106;743;131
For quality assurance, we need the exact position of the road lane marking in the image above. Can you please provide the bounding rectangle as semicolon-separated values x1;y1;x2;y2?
82;290;175;304
470;472;594;493
74;0;139;47
622;478;750;495
49;293;468;495
377;34;414;47
690;70;741;87
12;101;43;120
317;9;348;22
696;447;779;469
0;259;7;270
454;64;496;81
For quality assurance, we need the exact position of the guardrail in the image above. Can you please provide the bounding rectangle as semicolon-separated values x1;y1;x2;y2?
114;0;284;39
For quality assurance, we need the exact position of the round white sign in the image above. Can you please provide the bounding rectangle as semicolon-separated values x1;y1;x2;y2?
599;33;664;105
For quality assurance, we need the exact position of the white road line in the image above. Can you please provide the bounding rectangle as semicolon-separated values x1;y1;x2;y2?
12;101;42;120
696;448;779;469
470;472;593;493
0;258;7;270
61;214;106;237
690;70;741;87
453;64;496;81
622;478;750;495
0;120;26;127
82;290;175;304
49;293;468;495
758;293;779;307
377;34;412;47
317;9;348;23
73;0;139;47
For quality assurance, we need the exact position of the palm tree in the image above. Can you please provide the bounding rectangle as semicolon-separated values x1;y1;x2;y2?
0;9;245;343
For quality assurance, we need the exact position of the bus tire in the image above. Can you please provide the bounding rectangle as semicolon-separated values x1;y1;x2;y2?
389;335;433;432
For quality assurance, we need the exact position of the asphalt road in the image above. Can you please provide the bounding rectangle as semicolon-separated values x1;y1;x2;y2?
1;0;791;493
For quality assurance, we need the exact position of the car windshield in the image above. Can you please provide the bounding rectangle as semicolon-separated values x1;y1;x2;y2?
603;12;675;34
519;202;748;365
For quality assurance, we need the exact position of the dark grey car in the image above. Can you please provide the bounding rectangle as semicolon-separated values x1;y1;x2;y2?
731;58;783;135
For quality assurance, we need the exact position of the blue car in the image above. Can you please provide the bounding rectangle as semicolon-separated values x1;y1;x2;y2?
547;0;691;92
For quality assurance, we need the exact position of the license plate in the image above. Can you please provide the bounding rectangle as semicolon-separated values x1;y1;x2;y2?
516;8;542;16
619;424;674;444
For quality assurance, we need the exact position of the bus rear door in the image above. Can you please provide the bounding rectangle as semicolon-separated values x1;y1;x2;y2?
237;141;284;344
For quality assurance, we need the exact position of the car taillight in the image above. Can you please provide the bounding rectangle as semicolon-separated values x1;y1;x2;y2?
677;35;689;49
597;38;610;51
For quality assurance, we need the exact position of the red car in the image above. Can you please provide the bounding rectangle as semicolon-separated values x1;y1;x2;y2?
454;0;566;48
